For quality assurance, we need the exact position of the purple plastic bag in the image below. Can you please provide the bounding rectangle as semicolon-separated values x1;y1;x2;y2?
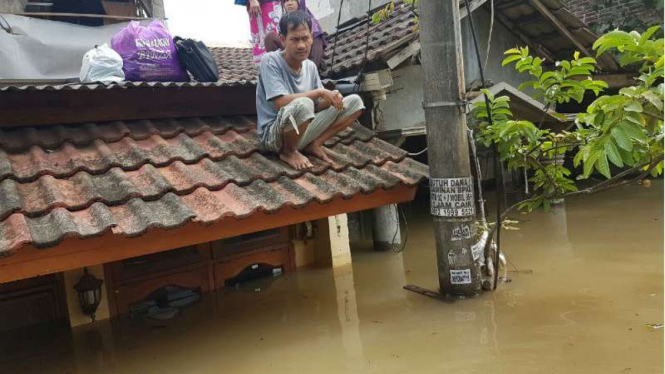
110;20;188;82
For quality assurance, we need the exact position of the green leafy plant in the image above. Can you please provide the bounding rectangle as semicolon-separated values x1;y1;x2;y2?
372;0;419;25
473;26;664;217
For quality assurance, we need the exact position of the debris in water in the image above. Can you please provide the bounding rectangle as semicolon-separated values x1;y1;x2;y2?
509;269;534;274
646;323;663;330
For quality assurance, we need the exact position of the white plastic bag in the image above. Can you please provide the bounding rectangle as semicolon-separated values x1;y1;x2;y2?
79;44;125;83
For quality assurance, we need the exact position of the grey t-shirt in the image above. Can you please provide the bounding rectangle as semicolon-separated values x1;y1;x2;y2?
255;51;323;138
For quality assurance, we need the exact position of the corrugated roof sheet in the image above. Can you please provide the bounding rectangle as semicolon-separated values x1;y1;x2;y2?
0;117;428;255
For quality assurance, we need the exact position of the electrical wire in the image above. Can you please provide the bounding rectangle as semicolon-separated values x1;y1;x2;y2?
483;0;495;71
392;204;409;253
408;147;428;156
462;0;505;291
329;0;345;76
353;0;374;93
0;14;12;34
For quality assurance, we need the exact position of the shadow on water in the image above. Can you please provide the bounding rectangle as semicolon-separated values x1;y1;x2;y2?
0;181;662;374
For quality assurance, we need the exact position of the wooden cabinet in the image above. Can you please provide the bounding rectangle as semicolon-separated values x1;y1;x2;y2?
213;244;293;290
105;227;293;318
0;274;68;331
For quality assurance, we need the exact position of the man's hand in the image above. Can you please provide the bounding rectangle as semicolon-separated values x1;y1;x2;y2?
320;89;344;111
248;0;261;18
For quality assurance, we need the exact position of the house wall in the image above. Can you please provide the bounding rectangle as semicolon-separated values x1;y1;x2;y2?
64;265;111;327
560;0;663;33
316;0;392;33
0;0;27;13
315;214;353;267
460;7;531;89
151;0;166;19
382;8;532;131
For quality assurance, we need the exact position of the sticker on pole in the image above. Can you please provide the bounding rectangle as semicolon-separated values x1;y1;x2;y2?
450;269;472;284
430;178;475;217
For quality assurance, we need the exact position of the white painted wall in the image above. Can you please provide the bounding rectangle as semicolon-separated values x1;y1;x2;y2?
316;0;391;33
0;0;27;13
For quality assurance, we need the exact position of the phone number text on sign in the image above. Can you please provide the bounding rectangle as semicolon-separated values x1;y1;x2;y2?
430;177;475;217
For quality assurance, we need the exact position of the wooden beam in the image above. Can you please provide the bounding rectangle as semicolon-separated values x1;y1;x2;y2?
0;85;257;128
0;185;418;284
460;0;488;19
387;41;421;70
591;73;636;89
11;12;148;21
526;0;592;57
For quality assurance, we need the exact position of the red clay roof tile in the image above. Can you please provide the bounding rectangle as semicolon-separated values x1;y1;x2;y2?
0;116;428;255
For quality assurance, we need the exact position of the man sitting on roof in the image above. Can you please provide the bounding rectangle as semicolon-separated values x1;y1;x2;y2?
256;10;364;170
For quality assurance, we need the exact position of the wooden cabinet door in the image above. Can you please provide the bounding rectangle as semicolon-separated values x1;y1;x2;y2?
0;274;68;332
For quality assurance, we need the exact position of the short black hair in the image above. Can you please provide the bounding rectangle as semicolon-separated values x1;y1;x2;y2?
279;10;312;37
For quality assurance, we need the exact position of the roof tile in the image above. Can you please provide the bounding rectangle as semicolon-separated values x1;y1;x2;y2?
0;116;428;255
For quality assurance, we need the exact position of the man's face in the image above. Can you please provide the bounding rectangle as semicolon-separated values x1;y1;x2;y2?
281;23;312;63
283;0;299;12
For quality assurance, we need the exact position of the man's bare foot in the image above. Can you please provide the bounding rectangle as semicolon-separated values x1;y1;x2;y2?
303;143;333;164
280;150;313;170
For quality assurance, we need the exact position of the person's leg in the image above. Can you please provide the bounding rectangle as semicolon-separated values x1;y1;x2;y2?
297;94;365;163
275;97;316;170
264;31;284;53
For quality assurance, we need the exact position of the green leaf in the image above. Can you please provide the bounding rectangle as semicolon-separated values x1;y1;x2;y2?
518;81;537;91
611;126;633;151
579;57;597;65
568;66;594;76
502;54;522;66
595;153;611;179
604;139;624;167
640;26;661;44
583;150;600;177
622;122;648;142
643;91;664;111
371;13;382;24
539;71;557;84
573;149;585;167
624;101;644;112
504;48;521;55
594;30;634;55
618;147;636;166
625;111;646;126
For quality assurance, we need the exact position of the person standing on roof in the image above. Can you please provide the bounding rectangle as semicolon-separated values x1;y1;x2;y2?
235;0;282;63
256;11;364;170
264;0;328;72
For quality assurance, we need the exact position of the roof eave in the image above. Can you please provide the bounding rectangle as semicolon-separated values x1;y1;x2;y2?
0;184;418;284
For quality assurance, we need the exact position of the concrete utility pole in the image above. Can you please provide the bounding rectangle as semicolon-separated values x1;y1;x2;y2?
420;0;481;295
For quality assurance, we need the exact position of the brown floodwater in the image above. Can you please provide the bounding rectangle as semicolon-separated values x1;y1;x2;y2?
1;181;663;374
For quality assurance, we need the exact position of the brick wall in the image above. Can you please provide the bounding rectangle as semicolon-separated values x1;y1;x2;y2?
560;0;663;33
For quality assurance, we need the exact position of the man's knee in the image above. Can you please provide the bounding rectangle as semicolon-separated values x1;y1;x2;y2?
343;94;365;113
289;97;316;123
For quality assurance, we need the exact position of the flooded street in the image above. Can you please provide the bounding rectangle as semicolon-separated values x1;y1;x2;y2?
1;182;662;374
